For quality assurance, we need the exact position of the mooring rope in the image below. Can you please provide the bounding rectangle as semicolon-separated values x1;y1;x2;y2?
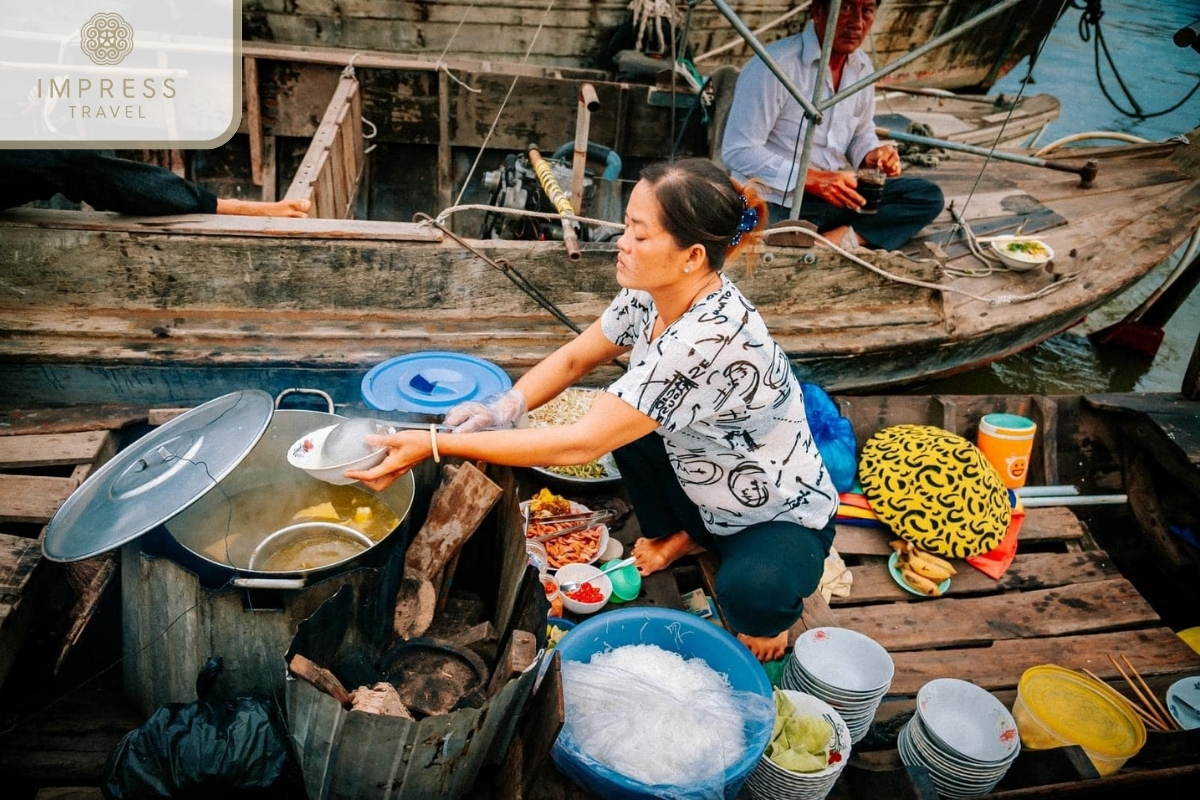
435;1;483;94
1073;0;1200;120
937;0;1073;247
453;0;558;207
432;203;625;233
766;224;1076;306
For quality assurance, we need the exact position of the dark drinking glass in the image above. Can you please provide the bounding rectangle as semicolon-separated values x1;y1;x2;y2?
856;168;886;214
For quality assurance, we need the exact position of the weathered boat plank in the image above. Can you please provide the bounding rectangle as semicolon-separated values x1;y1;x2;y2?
832;505;1088;556
837;551;1120;605
0;476;76;525
837;578;1159;651
0;431;113;470
887;627;1200;696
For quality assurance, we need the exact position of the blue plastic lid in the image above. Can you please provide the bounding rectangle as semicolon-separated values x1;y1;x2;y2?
361;351;512;413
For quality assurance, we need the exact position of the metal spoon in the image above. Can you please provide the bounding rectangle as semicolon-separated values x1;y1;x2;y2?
558;557;636;595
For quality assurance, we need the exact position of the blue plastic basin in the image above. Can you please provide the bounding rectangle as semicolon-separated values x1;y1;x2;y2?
550;607;772;799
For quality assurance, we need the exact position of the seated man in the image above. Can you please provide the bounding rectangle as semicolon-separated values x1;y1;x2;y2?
1;150;309;217
721;0;943;249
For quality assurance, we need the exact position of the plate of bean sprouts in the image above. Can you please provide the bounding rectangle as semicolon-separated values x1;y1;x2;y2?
525;387;623;487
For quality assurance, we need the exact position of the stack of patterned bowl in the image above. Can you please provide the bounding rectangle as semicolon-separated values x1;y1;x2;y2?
745;691;851;800
781;627;894;743
897;678;1021;797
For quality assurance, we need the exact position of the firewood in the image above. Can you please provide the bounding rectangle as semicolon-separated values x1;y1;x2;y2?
350;682;415;719
289;653;352;708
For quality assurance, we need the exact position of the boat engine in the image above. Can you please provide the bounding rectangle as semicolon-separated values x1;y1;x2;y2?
479;152;593;242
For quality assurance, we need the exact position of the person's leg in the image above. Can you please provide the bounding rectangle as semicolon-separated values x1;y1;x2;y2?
848;176;944;250
612;433;715;576
708;518;835;661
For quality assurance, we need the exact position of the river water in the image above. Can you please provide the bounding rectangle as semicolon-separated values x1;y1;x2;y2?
911;0;1200;395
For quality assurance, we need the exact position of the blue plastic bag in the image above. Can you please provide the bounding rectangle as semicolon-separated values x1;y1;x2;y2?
801;383;857;493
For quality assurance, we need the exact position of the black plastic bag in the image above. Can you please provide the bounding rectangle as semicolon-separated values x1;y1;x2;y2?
103;660;295;799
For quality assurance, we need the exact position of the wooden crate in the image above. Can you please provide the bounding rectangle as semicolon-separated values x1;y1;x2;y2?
0;429;119;687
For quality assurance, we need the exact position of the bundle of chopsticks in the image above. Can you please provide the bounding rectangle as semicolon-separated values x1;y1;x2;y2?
1081;654;1185;732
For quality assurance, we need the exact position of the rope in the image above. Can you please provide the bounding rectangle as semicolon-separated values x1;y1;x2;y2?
1073;0;1200;119
433;203;625;232
452;0;557;208
414;212;582;333
694;2;811;63
1032;130;1149;157
765;225;1076;306
435;2;483;94
629;0;680;54
938;0;1072;249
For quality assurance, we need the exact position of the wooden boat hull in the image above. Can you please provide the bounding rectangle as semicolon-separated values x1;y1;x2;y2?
242;0;1064;91
2;135;1199;406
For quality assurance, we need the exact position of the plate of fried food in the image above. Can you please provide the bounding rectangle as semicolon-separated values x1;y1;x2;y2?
521;488;610;569
525;387;623;488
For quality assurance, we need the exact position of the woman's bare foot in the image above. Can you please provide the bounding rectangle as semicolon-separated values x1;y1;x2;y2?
631;531;705;577
817;224;860;248
216;197;311;218
738;630;789;663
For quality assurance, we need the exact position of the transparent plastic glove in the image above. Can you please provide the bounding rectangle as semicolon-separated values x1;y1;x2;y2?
443;389;527;434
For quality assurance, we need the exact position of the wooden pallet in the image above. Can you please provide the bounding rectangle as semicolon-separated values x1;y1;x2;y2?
0;428;119;687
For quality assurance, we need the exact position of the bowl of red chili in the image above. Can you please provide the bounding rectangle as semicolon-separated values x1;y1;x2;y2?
556;563;612;614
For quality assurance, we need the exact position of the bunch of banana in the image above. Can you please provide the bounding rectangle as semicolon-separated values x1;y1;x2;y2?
890;540;956;596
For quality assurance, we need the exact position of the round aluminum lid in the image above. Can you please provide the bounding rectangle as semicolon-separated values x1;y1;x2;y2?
42;390;275;562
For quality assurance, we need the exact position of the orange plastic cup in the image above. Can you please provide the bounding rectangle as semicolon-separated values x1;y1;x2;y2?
977;413;1036;489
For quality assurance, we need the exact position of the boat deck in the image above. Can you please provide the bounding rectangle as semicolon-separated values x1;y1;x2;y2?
1;396;1199;798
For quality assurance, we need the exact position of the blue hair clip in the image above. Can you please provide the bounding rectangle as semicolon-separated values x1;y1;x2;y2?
729;195;758;248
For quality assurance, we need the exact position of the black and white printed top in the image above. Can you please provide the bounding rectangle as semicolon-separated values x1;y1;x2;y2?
600;275;838;534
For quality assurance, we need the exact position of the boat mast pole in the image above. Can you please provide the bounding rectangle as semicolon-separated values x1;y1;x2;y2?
707;0;835;220
706;0;1027;218
706;0;824;127
821;0;1025;111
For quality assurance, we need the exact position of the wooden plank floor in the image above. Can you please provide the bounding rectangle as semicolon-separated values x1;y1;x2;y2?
518;504;1200;799
0;428;120;689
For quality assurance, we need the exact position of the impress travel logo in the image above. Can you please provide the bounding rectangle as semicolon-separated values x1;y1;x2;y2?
0;1;240;148
79;13;135;65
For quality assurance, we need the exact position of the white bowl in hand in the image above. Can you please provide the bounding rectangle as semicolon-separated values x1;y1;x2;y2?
287;424;388;485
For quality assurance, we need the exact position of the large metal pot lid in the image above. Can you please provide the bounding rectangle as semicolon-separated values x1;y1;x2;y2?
42;390;275;562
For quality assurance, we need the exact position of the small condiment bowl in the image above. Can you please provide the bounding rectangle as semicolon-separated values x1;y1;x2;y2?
989;236;1054;272
555;563;612;615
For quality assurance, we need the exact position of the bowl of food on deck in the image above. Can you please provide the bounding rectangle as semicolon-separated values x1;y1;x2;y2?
555;563;613;614
521;488;610;569
525;387;623;488
989;236;1055;272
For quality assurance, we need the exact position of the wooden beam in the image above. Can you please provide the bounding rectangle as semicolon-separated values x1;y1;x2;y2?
284;73;364;219
244;56;264;186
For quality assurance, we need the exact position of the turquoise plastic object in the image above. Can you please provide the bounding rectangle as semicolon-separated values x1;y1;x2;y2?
600;558;642;604
361;351;512;413
550;607;773;799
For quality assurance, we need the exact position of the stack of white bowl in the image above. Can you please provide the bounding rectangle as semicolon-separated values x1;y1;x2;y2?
781;627;894;744
745;690;851;800
897;678;1021;797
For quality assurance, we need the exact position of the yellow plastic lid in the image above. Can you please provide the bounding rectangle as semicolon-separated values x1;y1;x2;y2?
1018;665;1146;757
